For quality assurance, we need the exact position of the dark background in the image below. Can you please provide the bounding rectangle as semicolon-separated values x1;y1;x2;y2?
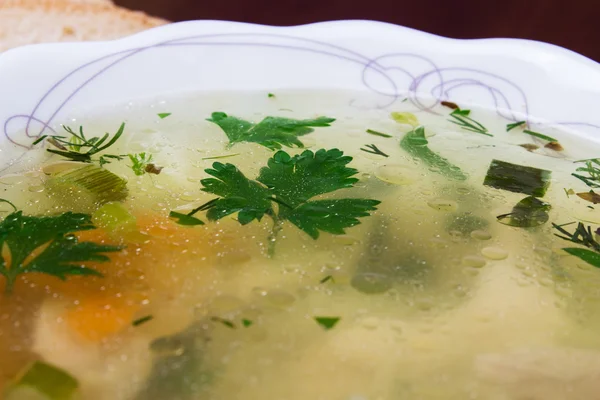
115;0;600;63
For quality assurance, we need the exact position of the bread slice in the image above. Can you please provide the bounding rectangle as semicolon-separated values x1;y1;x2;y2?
0;0;169;52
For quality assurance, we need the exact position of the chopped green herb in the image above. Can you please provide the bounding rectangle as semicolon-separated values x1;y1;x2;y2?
577;190;600;204
483;159;551;197
400;126;467;181
553;222;600;253
0;210;122;294
157;113;171;119
496;196;551;228
201;153;240;161
314;316;340;330
448;107;491;136
207;112;335;150
33;123;126;165
199;149;380;255
210;316;235;329
132;315;154;327
564;188;575;197
572;158;600;188
506;121;527;131
241;319;253;327
128;152;159;176
366;129;392;138
268;93;275;98
5;360;79;400
589;205;595;210
390;111;419;127
360;144;389;158
46;164;129;206
563;248;600;268
523;129;558;143
320;275;334;284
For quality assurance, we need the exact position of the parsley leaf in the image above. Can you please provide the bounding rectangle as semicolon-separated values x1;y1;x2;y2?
207;112;335;150
199;149;380;255
201;163;272;224
157;113;171;119
0;211;122;294
257;149;359;208
285;199;381;239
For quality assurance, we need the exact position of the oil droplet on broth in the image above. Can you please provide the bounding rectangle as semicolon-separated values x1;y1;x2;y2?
470;230;492;240
481;247;509;260
462;255;487;268
375;164;419;185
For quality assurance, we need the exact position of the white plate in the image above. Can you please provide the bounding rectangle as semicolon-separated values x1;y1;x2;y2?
1;20;599;162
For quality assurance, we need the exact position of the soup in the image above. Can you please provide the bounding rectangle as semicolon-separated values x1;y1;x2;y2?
2;91;600;400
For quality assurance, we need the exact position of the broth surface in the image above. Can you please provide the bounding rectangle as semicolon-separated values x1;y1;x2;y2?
2;91;600;399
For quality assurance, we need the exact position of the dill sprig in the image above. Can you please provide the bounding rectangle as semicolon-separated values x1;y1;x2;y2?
360;144;389;158
448;108;491;136
33;123;126;166
572;158;600;188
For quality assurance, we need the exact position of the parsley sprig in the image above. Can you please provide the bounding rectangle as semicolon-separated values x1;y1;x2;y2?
33;123;126;166
0;210;122;293
191;148;379;256
207;112;335;150
448;108;491;136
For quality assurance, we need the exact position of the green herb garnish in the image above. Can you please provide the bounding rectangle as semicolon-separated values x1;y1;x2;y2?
366;129;392;138
268;93;275;98
33;123;126;166
360;144;389;158
572;158;600;188
4;360;79;400
314;316;340;330
496;196;551;228
0;210;122;294
523;129;558;142
553;222;600;268
207;112;335;150
553;222;600;252
390;111;419;127
128;152;162;176
157;113;171;119
506;121;526;131
400;126;467;181
483;159;551;197
448;108;491;136
320;275;334;284
242;319;253;327
199;148;379;255
210;316;235;329
132;315;154;327
201;153;240;160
